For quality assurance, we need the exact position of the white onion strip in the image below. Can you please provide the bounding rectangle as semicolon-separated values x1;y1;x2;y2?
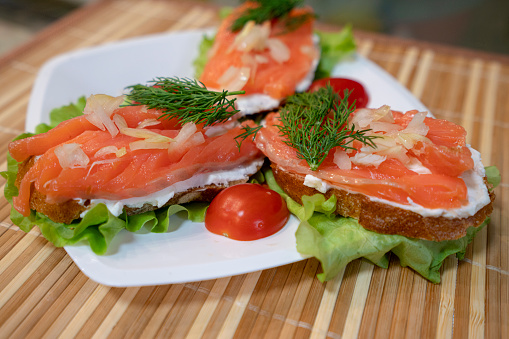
137;119;161;129
267;38;290;63
217;66;251;91
54;143;90;169
84;94;125;137
94;146;127;158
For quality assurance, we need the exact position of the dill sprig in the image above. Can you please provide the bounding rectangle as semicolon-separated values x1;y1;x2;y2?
234;124;263;149
231;0;313;32
124;77;244;126
277;85;377;171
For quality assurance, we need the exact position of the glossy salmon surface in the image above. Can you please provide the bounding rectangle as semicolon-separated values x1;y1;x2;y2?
11;105;263;217
199;2;318;100
255;108;474;209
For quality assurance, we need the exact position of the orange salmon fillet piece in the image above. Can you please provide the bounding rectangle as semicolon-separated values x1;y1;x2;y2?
199;2;318;100
12;106;263;217
9;106;181;163
255;110;473;209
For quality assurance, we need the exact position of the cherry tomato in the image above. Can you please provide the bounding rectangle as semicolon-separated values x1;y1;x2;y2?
309;77;369;109
205;183;289;241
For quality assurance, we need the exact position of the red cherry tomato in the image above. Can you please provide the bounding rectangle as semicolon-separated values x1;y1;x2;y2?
309;77;369;109
205;183;289;241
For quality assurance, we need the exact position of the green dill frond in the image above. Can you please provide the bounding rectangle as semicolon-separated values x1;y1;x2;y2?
234;124;263;149
124;77;244;127
277;85;377;170
231;0;313;32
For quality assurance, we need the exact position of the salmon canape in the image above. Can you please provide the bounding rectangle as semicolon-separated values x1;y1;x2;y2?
9;80;265;226
255;87;495;242
199;1;320;115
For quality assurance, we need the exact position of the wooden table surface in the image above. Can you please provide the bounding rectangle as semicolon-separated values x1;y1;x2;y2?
0;1;507;338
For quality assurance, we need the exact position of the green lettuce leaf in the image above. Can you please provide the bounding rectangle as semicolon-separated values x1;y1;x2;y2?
35;96;86;133
485;165;500;190
3;145;208;255
314;25;356;80
193;34;215;79
218;6;234;20
2;99;208;255
265;167;500;283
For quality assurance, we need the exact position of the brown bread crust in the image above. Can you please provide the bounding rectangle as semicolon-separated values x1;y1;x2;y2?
272;164;495;241
16;156;257;224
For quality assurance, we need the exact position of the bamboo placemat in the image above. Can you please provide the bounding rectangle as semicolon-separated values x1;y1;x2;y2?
0;1;507;338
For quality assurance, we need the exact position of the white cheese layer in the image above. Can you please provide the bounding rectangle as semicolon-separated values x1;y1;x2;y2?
302;146;490;219
304;174;329;193
80;159;265;217
236;95;281;115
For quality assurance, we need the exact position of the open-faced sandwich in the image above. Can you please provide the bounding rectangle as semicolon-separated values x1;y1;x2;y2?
254;85;498;283
4;78;264;254
195;0;355;115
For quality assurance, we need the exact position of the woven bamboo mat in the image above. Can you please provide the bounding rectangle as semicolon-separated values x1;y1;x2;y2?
0;0;507;338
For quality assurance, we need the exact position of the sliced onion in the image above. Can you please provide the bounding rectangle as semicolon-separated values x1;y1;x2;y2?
137;118;161;129
94;146;127;158
218;66;251;91
254;54;269;63
204;119;239;137
405;158;432;174
375;144;410;164
94;146;119;158
351;152;386;168
113;114;128;130
267;38;290;63
86;159;118;178
372;136;398;149
232;20;271;52
241;53;258;82
129;140;171;151
121;128;173;143
54;143;90;169
167;123;205;157
351;106;396;130
114;113;172;143
116;147;127;157
167;123;199;151
368;137;409;163
187;132;206;146
396;133;430;150
333;148;352;170
84;94;124;137
371;105;394;123
401;111;429;136
350;108;373;128
175;122;197;142
369;122;402;133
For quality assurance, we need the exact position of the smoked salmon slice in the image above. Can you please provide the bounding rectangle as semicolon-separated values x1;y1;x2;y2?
12;103;263;218
199;2;319;104
255;107;475;210
9;105;181;163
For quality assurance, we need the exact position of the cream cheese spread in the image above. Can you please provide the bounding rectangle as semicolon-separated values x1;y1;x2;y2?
80;159;265;217
304;174;329;193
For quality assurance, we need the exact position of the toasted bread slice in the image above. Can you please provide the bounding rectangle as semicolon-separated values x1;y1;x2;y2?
16;156;259;224
272;164;495;242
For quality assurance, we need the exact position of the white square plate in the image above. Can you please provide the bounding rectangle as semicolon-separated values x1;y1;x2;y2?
26;30;428;287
